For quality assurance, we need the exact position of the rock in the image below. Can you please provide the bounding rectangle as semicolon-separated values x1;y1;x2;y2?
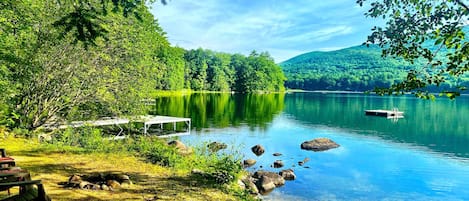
207;142;227;152
300;138;340;151
273;152;282;156
298;157;310;166
114;174;130;181
253;171;285;187
121;180;132;187
106;180;121;189
242;178;259;194
168;140;187;149
191;169;205;175
168;140;193;155
251;144;265;156
279;169;296;180
68;175;82;184
237;179;246;190
79;181;96;190
273;160;284;168
255;175;275;194
100;184;110;191
243;159;257;168
78;181;89;189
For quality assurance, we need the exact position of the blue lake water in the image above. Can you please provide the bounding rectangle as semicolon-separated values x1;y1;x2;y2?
155;93;469;200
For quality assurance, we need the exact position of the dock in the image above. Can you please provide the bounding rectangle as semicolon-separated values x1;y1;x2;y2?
132;115;191;135
365;109;404;118
44;115;191;138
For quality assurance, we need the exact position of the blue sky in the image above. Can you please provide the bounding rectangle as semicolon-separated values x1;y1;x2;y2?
150;0;381;63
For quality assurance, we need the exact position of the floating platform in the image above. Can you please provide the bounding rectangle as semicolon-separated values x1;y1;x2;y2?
365;109;404;118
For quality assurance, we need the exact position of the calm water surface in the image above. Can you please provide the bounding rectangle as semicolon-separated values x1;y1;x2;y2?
154;93;469;201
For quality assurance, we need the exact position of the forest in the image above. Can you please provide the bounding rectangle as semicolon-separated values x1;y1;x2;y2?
281;44;469;93
0;1;285;130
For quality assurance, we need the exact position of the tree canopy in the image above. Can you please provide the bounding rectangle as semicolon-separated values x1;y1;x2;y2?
357;0;469;99
0;0;285;130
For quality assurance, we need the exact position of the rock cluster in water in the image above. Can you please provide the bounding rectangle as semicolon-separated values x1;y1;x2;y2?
241;137;340;196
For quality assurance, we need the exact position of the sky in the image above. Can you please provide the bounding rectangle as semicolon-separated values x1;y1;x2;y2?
150;0;382;63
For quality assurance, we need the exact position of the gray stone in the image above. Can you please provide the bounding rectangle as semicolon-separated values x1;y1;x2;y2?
301;138;339;151
273;152;282;156
243;159;257;168
101;184;110;191
251;144;265;156
242;178;259;194
279;169;296;180
273;160;284;168
168;140;193;155
255;175;275;194
106;180;121;189
253;171;285;187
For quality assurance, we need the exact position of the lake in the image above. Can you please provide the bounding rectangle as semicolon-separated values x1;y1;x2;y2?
154;93;469;201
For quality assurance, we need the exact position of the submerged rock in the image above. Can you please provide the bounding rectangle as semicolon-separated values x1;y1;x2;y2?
300;138;339;151
298;157;310;166
273;152;282;156
251;144;265;156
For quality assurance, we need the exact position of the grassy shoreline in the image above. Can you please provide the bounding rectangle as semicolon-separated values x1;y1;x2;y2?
0;134;253;201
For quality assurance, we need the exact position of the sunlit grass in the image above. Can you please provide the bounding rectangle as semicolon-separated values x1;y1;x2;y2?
0;136;244;201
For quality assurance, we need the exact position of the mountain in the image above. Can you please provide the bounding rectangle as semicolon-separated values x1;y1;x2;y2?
279;45;414;91
280;27;469;92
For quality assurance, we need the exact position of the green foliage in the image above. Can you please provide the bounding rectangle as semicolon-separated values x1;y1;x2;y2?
184;49;285;93
0;0;286;131
281;45;469;93
357;0;469;98
51;127;118;152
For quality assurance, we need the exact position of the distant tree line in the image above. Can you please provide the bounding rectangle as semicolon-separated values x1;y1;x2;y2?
281;45;469;92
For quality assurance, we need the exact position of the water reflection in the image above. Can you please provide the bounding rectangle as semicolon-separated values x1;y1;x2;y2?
153;93;285;130
284;93;469;158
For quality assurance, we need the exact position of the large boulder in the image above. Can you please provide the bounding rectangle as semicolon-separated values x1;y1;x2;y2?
300;138;339;151
251;144;265;156
243;159;257;168
255;175;275;194
253;171;285;187
279;169;296;180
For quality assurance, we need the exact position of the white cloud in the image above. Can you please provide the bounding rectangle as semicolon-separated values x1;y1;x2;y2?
151;0;377;62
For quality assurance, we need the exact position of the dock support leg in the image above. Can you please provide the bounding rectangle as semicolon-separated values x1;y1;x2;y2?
173;122;176;131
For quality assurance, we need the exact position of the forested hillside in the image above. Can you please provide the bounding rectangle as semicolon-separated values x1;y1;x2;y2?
281;45;469;92
0;1;285;130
